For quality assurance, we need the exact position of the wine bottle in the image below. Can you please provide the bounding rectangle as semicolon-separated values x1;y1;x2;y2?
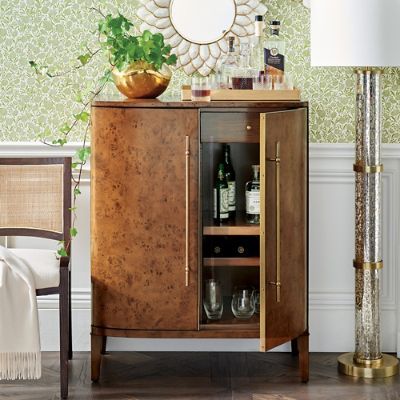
223;144;236;218
250;15;265;76
245;165;260;224
213;163;229;222
265;20;286;88
219;36;239;89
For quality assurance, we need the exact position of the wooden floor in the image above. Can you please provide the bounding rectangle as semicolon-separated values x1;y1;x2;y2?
1;352;399;400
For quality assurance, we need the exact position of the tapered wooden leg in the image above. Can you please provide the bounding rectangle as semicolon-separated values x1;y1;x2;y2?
60;267;69;399
291;338;299;356
297;332;309;383
91;334;104;382
101;336;107;355
68;269;73;360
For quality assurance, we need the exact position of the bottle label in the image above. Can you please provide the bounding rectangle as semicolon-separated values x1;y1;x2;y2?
214;188;229;219
246;190;260;214
265;48;284;74
227;181;236;211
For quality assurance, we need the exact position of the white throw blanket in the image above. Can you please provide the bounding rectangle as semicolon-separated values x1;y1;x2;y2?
0;245;41;379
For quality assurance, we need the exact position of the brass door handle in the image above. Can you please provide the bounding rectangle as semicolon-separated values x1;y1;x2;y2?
267;141;281;302
185;135;190;287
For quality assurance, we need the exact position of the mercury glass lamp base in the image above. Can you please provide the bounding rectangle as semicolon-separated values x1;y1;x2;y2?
338;353;399;378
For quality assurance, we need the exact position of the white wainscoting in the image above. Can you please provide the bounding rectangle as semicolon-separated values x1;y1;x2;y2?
1;142;400;354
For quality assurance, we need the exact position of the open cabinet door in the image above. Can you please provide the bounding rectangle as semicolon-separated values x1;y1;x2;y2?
259;109;308;352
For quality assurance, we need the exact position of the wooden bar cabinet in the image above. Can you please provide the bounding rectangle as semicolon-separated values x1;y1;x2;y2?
90;99;309;382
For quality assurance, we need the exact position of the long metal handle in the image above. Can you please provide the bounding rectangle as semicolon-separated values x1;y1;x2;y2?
185;135;190;287
268;141;281;302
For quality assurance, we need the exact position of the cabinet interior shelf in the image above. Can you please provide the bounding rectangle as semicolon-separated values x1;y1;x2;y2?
203;257;260;267
203;212;260;236
201;313;260;331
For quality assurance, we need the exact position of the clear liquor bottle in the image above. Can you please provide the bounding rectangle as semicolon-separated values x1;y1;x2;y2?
245;165;260;224
250;15;265;76
265;20;286;84
219;36;239;89
213;163;229;222
223;144;236;218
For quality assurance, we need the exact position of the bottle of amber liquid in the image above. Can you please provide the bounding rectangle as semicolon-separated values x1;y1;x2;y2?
223;144;236;218
245;165;260;224
265;20;286;87
213;163;229;223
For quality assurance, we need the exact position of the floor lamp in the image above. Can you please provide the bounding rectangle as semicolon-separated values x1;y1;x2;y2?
310;0;399;378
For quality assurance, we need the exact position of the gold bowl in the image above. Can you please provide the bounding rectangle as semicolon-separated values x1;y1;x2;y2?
112;61;171;99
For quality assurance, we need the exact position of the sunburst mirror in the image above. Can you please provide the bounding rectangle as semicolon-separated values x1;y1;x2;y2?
137;0;268;76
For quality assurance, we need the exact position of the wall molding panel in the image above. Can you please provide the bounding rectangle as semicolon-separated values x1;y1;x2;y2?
1;142;400;353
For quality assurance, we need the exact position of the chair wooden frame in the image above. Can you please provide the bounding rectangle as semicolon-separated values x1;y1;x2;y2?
0;157;72;399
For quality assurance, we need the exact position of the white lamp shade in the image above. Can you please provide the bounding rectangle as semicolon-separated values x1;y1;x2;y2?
310;0;400;67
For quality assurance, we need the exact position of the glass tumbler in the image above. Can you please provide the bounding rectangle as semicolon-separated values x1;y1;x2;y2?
191;76;211;101
203;279;223;320
231;287;255;319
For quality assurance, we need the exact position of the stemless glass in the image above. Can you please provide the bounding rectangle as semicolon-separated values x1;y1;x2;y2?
203;279;223;320
231;286;255;319
191;76;211;101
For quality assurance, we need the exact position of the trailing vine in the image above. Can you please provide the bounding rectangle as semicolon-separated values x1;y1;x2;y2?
29;8;177;256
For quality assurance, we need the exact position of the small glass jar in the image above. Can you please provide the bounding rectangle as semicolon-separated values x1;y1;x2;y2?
231;286;255;319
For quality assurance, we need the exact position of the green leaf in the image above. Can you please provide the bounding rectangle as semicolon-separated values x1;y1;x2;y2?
57;248;68;257
74;111;90;122
78;53;91;66
52;138;67;146
70;227;78;237
59;123;71;134
57;242;68;257
76;146;91;162
74;187;81;195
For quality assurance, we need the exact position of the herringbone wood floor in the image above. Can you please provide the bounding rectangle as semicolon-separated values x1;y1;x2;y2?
1;352;399;400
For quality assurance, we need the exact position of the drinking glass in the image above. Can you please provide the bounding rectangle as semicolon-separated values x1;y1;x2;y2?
231;286;255;319
273;75;293;90
252;75;273;90
231;68;258;90
203;279;223;320
191;76;211;101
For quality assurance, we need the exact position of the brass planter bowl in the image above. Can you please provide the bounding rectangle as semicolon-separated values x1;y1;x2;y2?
112;62;171;99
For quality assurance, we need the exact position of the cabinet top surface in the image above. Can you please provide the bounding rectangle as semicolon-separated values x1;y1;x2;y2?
92;98;308;109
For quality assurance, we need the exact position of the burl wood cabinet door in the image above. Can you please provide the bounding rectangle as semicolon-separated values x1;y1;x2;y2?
91;107;199;331
259;108;308;351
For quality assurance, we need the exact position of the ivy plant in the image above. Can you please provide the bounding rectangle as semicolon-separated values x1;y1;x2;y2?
29;9;177;256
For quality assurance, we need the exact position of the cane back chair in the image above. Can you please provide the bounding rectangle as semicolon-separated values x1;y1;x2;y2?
0;157;72;399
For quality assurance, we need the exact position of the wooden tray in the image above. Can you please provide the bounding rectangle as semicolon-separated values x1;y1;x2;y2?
181;85;301;101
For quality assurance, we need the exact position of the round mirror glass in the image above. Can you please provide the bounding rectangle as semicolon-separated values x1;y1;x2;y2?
169;0;236;44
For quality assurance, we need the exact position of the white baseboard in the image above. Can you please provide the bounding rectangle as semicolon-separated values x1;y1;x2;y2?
2;142;400;353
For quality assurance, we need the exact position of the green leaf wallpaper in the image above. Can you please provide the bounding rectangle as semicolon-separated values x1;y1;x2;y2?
1;0;400;143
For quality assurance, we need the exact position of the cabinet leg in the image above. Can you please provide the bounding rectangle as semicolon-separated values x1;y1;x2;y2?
91;334;104;382
101;336;107;355
291;338;299;356
297;332;309;383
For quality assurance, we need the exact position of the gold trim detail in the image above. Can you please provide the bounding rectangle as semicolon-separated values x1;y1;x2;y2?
353;356;383;367
259;114;267;352
353;260;383;270
185;135;190;287
338;353;399;378
267;142;281;303
353;163;384;173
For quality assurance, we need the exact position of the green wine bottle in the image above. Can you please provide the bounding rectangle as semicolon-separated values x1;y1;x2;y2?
213;163;229;222
223;144;236;218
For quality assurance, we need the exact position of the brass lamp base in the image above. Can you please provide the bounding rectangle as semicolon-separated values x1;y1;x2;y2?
338;353;399;378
